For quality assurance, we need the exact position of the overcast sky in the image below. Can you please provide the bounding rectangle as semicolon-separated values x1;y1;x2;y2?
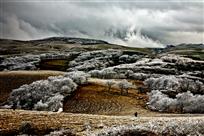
0;0;204;47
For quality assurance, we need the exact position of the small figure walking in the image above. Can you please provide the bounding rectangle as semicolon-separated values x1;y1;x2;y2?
134;112;138;117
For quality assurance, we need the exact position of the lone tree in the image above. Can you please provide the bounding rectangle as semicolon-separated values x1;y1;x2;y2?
106;80;115;92
117;80;133;95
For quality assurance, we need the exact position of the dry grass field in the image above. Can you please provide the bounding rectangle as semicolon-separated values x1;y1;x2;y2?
0;109;203;135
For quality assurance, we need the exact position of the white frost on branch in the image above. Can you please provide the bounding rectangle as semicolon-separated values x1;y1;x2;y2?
147;90;204;113
0;53;71;71
8;74;79;111
161;54;199;64
67;50;122;71
64;71;90;85
144;76;180;91
145;75;204;113
0;55;40;70
34;94;64;112
144;75;204;94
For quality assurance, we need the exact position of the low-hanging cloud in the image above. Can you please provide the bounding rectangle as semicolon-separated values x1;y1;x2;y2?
0;0;203;47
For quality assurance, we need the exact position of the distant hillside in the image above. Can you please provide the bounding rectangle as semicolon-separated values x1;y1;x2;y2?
0;37;152;55
0;37;109;45
165;43;204;50
163;43;204;60
0;37;203;59
30;37;109;45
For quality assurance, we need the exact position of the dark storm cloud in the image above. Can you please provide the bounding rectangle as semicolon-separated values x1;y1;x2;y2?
0;0;204;47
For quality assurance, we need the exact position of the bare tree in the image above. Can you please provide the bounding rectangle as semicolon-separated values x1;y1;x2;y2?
106;80;115;92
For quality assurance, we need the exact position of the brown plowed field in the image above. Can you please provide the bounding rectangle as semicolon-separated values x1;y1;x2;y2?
63;82;156;116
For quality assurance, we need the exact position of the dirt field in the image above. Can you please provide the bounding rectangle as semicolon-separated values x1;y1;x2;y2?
64;80;156;116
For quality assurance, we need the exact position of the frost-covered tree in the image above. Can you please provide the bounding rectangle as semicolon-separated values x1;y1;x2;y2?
106;80;115;92
179;78;204;94
193;80;204;94
7;71;91;112
101;69;117;79
176;91;204;113
0;53;72;71
147;90;177;112
64;71;90;85
147;90;204;113
0;55;40;70
144;76;180;91
89;68;120;79
125;70;134;79
130;73;149;81
144;75;204;96
145;75;204;113
119;54;139;63
67;50;122;72
34;94;64;112
7;75;78;111
88;70;101;78
117;80;133;95
178;78;190;92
